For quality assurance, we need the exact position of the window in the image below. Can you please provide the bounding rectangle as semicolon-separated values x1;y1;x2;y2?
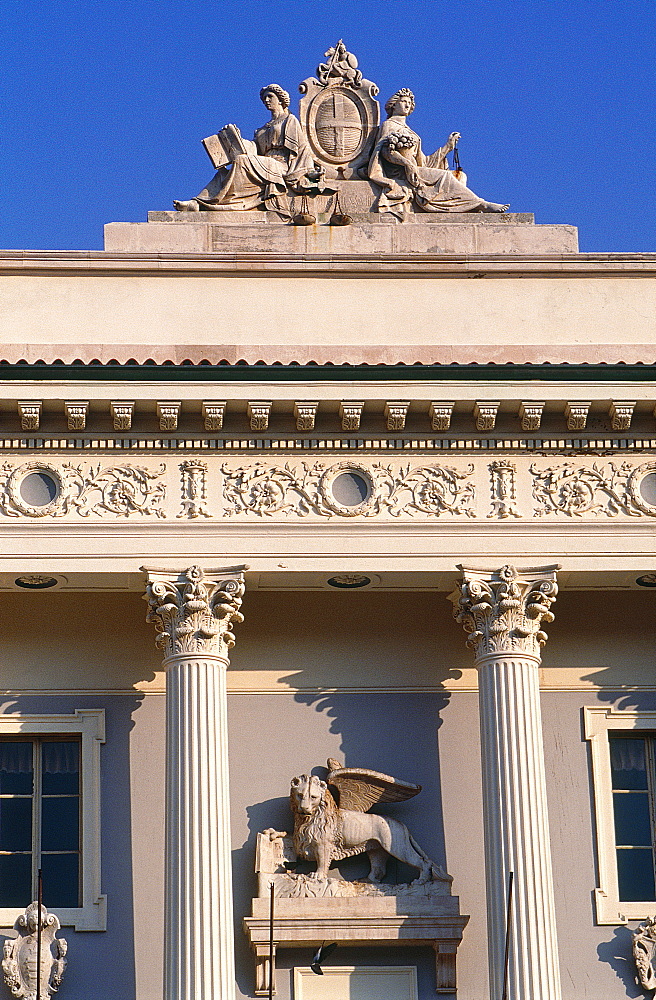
585;707;656;924
0;710;105;931
0;738;81;908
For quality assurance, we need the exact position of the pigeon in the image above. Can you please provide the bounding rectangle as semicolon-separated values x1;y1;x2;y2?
310;942;338;975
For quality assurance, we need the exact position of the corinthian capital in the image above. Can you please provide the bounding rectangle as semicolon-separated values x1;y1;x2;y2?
453;564;560;661
142;564;247;660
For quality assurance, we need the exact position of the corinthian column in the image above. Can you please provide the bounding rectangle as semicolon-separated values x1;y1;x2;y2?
452;564;561;1000
142;564;247;1000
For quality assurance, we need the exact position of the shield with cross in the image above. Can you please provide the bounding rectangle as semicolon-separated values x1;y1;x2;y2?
298;44;380;180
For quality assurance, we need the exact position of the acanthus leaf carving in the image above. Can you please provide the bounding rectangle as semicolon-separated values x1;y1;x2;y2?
220;461;476;519
529;461;656;518
143;565;245;659
0;462;167;519
453;564;559;660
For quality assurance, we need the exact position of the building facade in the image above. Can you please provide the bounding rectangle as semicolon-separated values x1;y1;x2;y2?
1;45;656;1000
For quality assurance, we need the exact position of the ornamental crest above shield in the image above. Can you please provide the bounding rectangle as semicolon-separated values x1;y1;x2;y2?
298;41;380;179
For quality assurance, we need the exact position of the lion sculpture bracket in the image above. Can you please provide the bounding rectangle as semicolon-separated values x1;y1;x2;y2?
267;759;451;886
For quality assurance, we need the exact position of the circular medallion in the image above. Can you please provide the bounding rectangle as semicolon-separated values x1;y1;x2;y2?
308;88;367;164
7;463;64;517
628;463;656;516
320;463;375;516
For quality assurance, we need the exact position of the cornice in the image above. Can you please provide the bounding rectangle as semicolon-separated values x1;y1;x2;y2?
1;250;656;278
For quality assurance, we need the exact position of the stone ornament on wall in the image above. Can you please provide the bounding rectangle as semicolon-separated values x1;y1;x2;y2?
178;461;210;518
143;565;245;660
221;461;475;519
488;461;521;519
0;462;166;518
453;564;560;660
633;917;656;991
531;461;656;518
2;902;67;1000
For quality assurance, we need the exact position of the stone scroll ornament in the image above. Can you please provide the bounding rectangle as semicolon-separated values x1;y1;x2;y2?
531;461;656;518
0;462;166;518
453;564;559;660
221;461;475;518
2;902;67;1000
143;565;245;659
633;917;656;991
264;760;452;892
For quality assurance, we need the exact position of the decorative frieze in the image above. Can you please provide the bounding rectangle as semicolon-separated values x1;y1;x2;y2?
65;401;89;431
340;401;364;431
564;401;590;430
221;461;475;519
110;401;134;431
202;401;226;431
429;401;455;431
157;401;181;431
294;401;318;431
474;401;500;432
18;402;41;431
531;460;656;517
248;401;272;431
178;460;211;518
519;401;544;431
453;563;559;660
488;461;520;519
0;461;166;518
385;401;409;431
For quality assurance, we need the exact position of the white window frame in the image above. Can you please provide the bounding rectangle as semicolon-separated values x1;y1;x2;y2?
294;966;418;1000
0;709;106;931
584;706;656;924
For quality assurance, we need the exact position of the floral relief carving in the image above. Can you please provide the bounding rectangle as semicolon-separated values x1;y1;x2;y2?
220;461;475;518
530;461;656;518
143;565;245;659
0;461;166;518
454;564;559;660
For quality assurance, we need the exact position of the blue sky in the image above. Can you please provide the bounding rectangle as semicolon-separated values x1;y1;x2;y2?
1;0;654;252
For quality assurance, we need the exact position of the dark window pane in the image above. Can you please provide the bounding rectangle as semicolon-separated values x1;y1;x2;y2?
41;852;79;908
0;742;33;795
0;854;32;907
41;798;79;852
613;791;653;846
617;848;656;901
0;798;32;851
610;738;648;789
41;742;79;795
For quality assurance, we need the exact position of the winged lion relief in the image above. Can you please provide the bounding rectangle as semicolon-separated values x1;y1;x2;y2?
265;759;450;887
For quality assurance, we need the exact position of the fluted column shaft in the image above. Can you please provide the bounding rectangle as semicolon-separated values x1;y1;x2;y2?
453;564;561;1000
143;564;246;1000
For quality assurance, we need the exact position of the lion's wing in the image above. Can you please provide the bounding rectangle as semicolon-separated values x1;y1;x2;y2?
327;765;421;812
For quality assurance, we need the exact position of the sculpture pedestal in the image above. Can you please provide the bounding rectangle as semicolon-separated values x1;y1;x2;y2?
244;891;469;996
242;834;469;996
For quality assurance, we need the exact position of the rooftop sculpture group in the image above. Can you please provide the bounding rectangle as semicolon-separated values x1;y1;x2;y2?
175;41;508;219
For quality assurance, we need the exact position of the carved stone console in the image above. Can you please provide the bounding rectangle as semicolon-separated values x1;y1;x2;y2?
243;833;469;995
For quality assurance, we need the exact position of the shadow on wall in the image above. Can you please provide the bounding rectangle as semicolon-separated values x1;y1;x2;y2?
597;926;644;999
0;693;145;1000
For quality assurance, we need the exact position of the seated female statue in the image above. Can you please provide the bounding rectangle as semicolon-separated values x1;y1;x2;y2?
174;84;317;214
367;89;509;217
